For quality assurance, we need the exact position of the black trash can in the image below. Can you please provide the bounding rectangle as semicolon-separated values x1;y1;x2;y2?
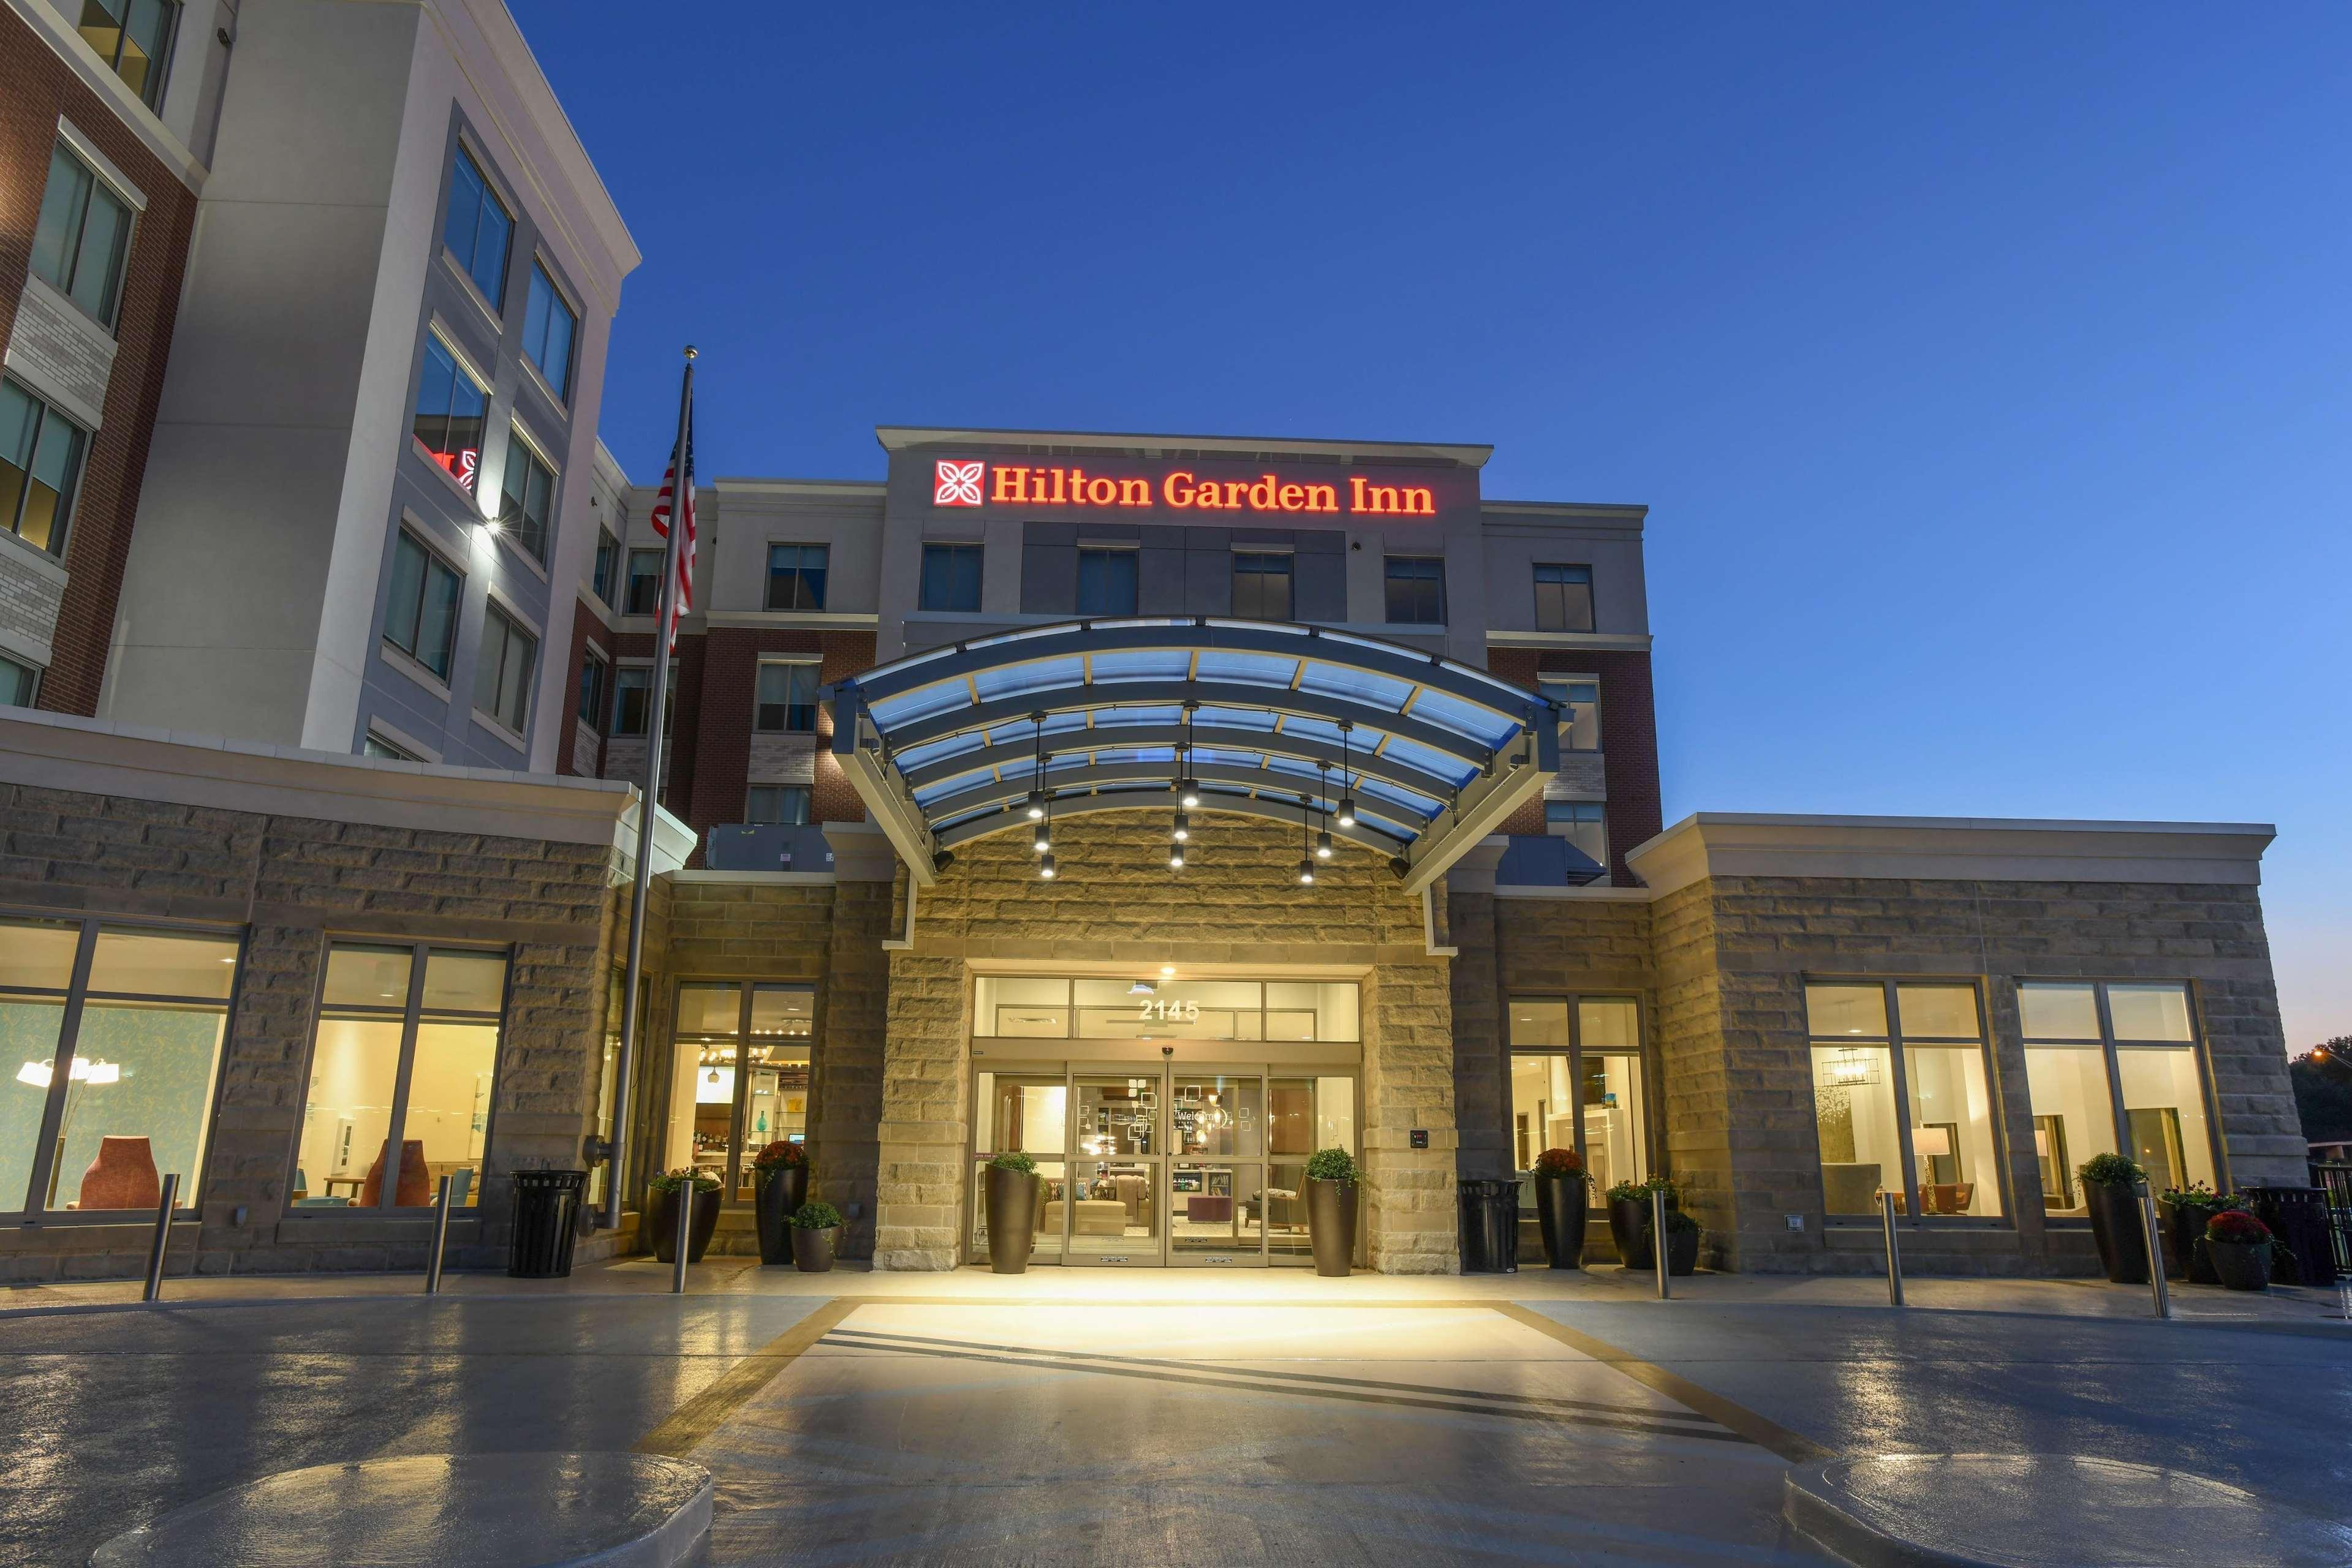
1458;1177;1520;1275
509;1169;588;1278
2244;1186;2336;1287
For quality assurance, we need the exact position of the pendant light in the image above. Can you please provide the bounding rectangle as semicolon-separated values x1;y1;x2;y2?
1168;842;1186;870
1334;720;1357;829
1178;702;1201;809
1314;762;1334;860
1032;738;1054;867
1295;793;1315;886
1024;713;1048;820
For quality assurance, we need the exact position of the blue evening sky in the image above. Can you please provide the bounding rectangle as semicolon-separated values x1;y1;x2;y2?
515;2;2349;1051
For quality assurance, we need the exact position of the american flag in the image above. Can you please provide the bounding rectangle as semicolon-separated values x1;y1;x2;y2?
646;413;697;649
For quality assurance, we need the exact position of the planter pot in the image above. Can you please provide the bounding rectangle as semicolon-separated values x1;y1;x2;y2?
984;1167;1040;1275
790;1224;838;1273
2208;1238;2271;1292
2083;1181;2150;1285
754;1165;810;1265
1532;1174;1589;1270
2158;1199;2222;1284
1306;1178;1358;1276
1609;1196;1670;1268
1663;1225;1700;1276
649;1185;721;1265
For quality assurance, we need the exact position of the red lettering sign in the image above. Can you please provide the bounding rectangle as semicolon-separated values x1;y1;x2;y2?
934;460;1435;517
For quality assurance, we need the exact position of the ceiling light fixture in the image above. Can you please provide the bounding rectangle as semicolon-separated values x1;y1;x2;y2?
1178;701;1201;808
1335;720;1357;829
1315;762;1334;859
1026;712;1048;821
1296;792;1315;886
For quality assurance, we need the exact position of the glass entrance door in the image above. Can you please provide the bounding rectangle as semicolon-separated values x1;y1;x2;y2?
1067;1072;1162;1264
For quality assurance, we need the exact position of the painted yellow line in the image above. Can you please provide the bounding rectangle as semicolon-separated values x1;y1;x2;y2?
634;1297;861;1458
1488;1301;1835;1464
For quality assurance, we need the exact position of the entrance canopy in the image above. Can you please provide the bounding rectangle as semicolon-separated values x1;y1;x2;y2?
825;618;1559;895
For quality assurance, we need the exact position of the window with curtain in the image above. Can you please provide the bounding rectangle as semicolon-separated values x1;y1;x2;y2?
412;335;488;493
1532;563;1594;631
754;663;819;733
0;379;89;557
382;530;461;680
75;0;178;108
1808;980;2003;1219
521;263;577;398
473;605;537;736
765;545;830;611
442;145;512;305
31;143;132;328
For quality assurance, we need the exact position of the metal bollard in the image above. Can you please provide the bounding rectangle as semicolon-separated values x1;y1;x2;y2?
423;1175;455;1295
142;1173;180;1303
670;1182;693;1295
1652;1186;1671;1301
2138;1183;2171;1320
1880;1191;1905;1306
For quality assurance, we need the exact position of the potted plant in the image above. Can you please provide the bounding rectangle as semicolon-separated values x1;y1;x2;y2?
1304;1147;1360;1277
1657;1207;1702;1276
2076;1153;2151;1284
752;1140;811;1266
789;1200;844;1272
2204;1208;2273;1292
646;1168;721;1265
1530;1148;1590;1270
2157;1183;2228;1284
1607;1176;1676;1269
983;1152;1040;1275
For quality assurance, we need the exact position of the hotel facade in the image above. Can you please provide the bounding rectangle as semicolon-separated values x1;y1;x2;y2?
0;423;2305;1281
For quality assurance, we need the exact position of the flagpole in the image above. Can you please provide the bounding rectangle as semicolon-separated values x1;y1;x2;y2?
602;344;695;1233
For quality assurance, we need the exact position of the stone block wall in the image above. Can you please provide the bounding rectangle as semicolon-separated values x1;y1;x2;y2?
1363;960;1458;1272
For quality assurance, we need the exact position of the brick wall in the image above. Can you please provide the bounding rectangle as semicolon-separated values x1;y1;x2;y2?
680;627;875;839
0;16;199;713
1486;649;1663;884
554;597;611;777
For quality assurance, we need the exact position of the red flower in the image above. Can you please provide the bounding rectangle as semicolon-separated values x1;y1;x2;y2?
2205;1209;2271;1245
1533;1147;1584;1177
752;1140;807;1170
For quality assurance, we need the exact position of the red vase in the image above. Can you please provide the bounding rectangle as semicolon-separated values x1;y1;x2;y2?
359;1139;431;1207
77;1136;161;1209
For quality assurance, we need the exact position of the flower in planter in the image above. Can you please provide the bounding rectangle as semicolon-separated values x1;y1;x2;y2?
752;1140;807;1171
1533;1148;1589;1183
988;1151;1037;1174
2160;1181;2227;1210
1305;1147;1360;1184
1606;1175;1679;1205
2077;1153;2148;1188
790;1200;844;1230
648;1167;719;1194
2205;1210;2272;1246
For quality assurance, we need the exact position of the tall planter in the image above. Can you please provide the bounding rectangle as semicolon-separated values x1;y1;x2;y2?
1533;1175;1588;1270
649;1184;721;1265
1307;1178;1358;1276
755;1166;810;1265
985;1167;1039;1275
1608;1196;1654;1268
791;1224;838;1273
2084;1181;2150;1285
2159;1199;2220;1285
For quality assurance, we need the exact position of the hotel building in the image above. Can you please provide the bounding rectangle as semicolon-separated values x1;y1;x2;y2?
0;423;2304;1281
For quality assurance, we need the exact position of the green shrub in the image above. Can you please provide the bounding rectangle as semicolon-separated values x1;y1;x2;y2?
988;1152;1037;1174
648;1167;719;1194
2078;1153;2147;1188
2160;1182;2228;1211
1606;1175;1679;1205
1306;1147;1360;1183
791;1200;844;1230
1659;1208;1700;1236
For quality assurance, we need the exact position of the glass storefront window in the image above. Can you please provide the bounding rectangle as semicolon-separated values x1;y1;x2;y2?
299;943;505;1212
2021;980;2215;1216
1807;979;2003;1219
973;976;1359;1042
664;981;816;1205
1896;985;2000;1218
1507;995;1648;1217
2118;1047;2217;1194
2;918;236;1216
1811;1041;1899;1215
2024;1047;2116;1213
1267;1076;1353;1262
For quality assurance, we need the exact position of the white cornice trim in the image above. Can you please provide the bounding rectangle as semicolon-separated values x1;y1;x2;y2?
1493;884;1656;902
1624;812;2277;895
875;425;1494;469
1486;631;1654;651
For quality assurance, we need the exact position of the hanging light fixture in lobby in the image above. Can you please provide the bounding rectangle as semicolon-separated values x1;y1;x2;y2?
1024;712;1048;821
1314;763;1334;861
1178;701;1201;809
1334;720;1357;829
1295;793;1315;886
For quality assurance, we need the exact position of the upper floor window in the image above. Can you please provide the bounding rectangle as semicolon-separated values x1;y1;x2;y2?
625;548;664;616
383;529;460;680
1533;563;1594;632
76;0;178;109
577;648;608;731
1545;801;1607;881
521;263;577;399
0;653;40;708
412;335;487;493
474;603;537;737
1539;677;1601;752
0;380;88;558
497;425;555;563
765;545;829;611
1076;547;1137;617
591;526;619;605
920;543;982;612
747;785;811;826
361;732;418;762
442;146;512;306
1231;552;1293;620
754;662;820;733
1384;556;1445;624
31;143;132;328
610;664;673;738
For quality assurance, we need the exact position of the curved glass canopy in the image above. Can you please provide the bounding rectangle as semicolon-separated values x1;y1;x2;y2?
825;617;1560;894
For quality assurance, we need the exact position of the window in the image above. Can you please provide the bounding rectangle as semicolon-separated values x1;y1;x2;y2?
473;603;537;735
920;543;983;612
31;144;132;328
1539;677;1601;752
1;916;235;1216
0;654;39;707
382;531;461;680
75;0;177;108
1383;556;1445;624
521;263;577;399
297;943;505;1212
1533;563;1594;632
1545;801;1608;881
747;785;811;826
664;981;812;1205
611;665;674;738
361;733;418;762
754;662;819;733
412;336;488;493
591;527;620;606
0;379;89;557
1508;996;1649;1207
1807;981;2003;1219
1231;552;1294;620
497;426;556;562
765;545;829;611
442;146;512;306
625;548;665;616
970;977;1360;1044
1076;547;1138;617
2021;981;2215;1213
577;649;608;731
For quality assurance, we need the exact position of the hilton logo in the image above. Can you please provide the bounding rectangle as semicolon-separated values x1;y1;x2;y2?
933;460;985;507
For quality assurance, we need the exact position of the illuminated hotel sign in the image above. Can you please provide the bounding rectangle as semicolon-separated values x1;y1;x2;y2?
933;458;1440;517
